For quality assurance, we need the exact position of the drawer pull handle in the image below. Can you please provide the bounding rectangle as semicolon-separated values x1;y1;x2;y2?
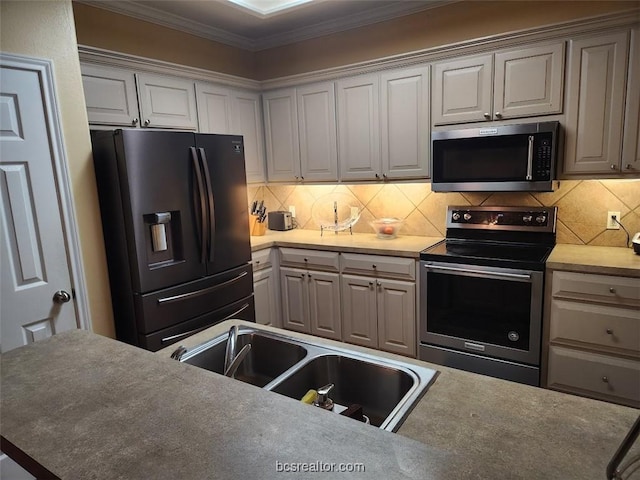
602;376;609;383
369;281;373;289
609;287;616;294
606;329;613;335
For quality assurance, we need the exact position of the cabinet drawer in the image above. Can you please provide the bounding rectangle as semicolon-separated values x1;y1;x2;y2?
552;271;640;306
550;299;640;356
547;346;640;407
279;248;340;272
341;253;415;280
251;248;272;271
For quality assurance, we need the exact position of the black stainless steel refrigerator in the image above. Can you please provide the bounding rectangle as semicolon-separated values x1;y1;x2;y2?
91;129;255;351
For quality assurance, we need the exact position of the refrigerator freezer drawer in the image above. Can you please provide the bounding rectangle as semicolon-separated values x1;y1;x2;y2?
140;295;256;351
134;263;253;334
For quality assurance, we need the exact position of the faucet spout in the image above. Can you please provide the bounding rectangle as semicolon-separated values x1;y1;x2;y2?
223;325;251;378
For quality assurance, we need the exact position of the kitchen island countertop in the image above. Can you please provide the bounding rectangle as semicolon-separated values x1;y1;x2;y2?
547;243;640;277
2;321;638;479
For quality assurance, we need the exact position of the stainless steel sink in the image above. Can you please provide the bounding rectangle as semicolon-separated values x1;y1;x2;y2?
180;330;307;387
176;326;438;432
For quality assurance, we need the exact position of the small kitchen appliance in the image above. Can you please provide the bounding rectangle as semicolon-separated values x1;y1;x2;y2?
419;205;557;386
633;232;640;254
268;211;293;231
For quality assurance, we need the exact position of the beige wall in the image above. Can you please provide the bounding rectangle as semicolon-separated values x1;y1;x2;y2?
1;0;115;338
256;1;639;79
72;2;256;79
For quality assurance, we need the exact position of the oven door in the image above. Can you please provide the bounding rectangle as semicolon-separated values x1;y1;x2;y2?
420;261;543;365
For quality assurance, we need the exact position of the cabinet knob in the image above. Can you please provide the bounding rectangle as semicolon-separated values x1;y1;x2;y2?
626;164;633;170
144;119;151;126
301;273;305;278
255;260;260;264
300;176;304;180
376;281;381;287
369;281;373;288
372;264;377;269
304;258;308;262
610;164;617;170
609;287;616;294
495;112;502;118
294;176;299;180
602;376;609;383
606;328;613;335
375;173;380;179
308;273;312;278
483;113;491;120
382;173;387;179
132;117;139;125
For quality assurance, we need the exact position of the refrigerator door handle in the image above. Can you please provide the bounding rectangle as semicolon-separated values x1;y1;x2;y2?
156;271;249;305
160;302;251;344
198;147;216;264
190;147;207;264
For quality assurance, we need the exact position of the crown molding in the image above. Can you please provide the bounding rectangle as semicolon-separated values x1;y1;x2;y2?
77;45;261;90
77;0;457;51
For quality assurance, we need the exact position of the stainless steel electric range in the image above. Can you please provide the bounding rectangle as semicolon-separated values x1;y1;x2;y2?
419;205;557;386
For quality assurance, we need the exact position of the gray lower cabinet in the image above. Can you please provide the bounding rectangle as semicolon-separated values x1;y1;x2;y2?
278;248;342;340
341;253;417;357
252;248;281;328
545;270;640;408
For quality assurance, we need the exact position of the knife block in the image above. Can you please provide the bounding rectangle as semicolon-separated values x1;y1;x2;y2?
249;215;266;236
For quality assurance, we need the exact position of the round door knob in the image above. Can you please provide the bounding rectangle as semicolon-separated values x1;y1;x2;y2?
606;329;613;335
53;290;71;304
483;113;491;119
602;376;609;383
144;119;151;126
609;287;616;294
495;112;502;118
132;118;139;125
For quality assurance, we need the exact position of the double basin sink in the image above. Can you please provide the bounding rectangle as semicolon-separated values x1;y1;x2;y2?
176;325;438;432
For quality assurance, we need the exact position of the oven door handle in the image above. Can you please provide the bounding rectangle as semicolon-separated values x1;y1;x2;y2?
424;264;532;281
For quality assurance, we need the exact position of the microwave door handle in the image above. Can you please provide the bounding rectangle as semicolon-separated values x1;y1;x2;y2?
190;147;207;264
198;147;215;264
525;135;534;181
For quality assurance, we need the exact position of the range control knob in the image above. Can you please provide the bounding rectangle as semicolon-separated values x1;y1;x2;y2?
452;212;461;221
535;215;547;224
463;213;472;221
523;215;533;223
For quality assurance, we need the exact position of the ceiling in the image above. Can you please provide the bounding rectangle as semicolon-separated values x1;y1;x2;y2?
81;0;454;51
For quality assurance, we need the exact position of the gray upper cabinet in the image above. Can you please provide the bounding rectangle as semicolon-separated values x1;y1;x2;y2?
136;73;198;130
197;84;266;183
622;27;640;174
263;83;338;182
81;64;140;127
380;66;431;179
432;42;565;125
337;74;381;181
564;31;629;175
297;82;338;181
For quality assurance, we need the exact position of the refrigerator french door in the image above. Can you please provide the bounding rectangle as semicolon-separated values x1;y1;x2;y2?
91;129;255;351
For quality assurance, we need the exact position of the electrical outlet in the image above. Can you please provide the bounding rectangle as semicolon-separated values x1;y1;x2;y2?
288;205;296;218
607;211;621;229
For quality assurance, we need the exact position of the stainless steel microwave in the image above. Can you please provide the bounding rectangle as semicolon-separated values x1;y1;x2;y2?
431;121;560;192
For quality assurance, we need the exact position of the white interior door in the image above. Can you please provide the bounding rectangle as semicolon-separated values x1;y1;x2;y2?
0;61;80;353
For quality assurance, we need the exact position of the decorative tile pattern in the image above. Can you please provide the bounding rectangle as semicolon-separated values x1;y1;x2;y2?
248;179;640;247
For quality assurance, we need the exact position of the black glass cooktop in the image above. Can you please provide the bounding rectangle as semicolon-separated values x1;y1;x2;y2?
420;240;554;271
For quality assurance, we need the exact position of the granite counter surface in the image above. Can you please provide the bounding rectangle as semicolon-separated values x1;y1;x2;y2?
2;322;639;479
250;229;442;258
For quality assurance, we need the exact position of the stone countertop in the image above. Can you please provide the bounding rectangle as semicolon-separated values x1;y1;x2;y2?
547;244;640;277
158;321;640;480
250;229;443;258
3;323;639;479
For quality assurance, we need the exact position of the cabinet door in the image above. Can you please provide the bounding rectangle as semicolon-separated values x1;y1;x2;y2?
280;267;309;333
81;64;139;127
253;268;281;328
297;82;338;181
377;279;416;357
380;66;430;179
432;54;493;125
337;74;381;181
564;32;629;174
195;82;232;134
136;73;198;130
341;274;378;348
494;42;565;119
622;27;640;173
263;89;300;182
308;271;342;340
231;90;266;184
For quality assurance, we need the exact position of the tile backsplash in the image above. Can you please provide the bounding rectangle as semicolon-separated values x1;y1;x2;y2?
247;179;640;247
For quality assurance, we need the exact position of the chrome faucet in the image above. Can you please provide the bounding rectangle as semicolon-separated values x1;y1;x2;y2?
170;345;187;361
223;325;251;378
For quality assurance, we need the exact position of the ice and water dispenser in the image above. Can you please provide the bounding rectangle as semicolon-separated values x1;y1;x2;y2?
143;211;182;268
